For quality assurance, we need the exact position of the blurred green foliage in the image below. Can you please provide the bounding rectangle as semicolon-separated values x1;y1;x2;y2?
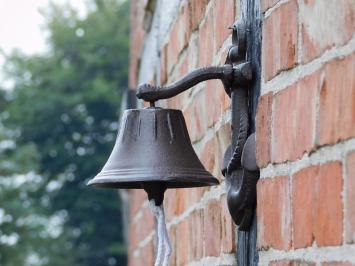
0;0;129;265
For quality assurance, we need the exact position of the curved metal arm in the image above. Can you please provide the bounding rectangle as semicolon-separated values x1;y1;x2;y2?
136;62;252;103
136;65;233;102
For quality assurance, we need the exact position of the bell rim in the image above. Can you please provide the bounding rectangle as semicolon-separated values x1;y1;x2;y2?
88;178;219;189
87;169;219;189
123;107;184;113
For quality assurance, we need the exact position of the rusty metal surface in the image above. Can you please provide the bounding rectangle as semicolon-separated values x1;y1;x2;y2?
136;65;233;102
221;20;260;232
88;108;218;191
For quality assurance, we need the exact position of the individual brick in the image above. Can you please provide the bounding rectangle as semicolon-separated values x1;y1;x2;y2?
188;0;209;32
176;218;190;266
168;226;177;266
128;240;154;266
204;199;222;256
257;176;292;250
220;195;236;253
213;0;235;51
256;92;273;167
215;122;232;179
315;162;343;246
130;190;147;217
300;0;355;63
177;2;191;53
166;24;180;74
346;151;355;244
272;71;319;163
262;0;298;81
140;240;155;265
204;79;229;128
183;90;207;142
189;209;204;260
198;6;214;67
160;44;168;85
292;165;318;248
318;55;355;146
292;162;343;248
200;137;216;174
164;189;178;222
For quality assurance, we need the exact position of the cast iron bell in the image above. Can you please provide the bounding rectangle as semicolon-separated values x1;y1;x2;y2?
88;107;218;204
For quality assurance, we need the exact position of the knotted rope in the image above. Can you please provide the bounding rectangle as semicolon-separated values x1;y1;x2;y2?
149;200;172;266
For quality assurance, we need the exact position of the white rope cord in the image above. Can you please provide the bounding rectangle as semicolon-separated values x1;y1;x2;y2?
149;199;172;266
161;206;172;266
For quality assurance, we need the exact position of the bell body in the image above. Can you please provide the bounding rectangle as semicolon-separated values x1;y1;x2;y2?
88;107;218;189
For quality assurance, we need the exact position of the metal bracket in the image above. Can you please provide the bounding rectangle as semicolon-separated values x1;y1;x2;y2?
136;20;259;231
222;20;260;231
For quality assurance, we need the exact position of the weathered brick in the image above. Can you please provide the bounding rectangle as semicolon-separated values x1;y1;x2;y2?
262;0;298;81
166;93;183;110
204;199;222;256
204;79;230;128
346;151;355;244
189;209;204;260
213;0;235;50
220;195;236;253
318;55;355;146
198;6;214;66
292;162;343;248
175;187;207;219
139;207;155;240
164;189;177;222
129;57;139;88
257;176;292;250
183;90;207;142
178;2;191;52
130;190;147;217
167;23;180;73
200;137;215;174
214;122;232;180
129;222;139;251
129;0;146;88
176;219;190;266
292;165;317;248
168;226;177;266
176;189;189;216
188;0;209;32
272;71;319;163
140;240;155;266
179;53;189;77
256;92;273;167
129;239;155;266
160;44;168;85
215;122;232;162
316;162;344;246
300;0;355;63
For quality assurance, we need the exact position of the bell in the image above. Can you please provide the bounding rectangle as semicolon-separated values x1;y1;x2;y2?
88;107;218;204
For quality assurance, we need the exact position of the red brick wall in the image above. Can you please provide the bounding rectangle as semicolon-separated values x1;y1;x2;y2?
256;0;355;265
128;0;355;265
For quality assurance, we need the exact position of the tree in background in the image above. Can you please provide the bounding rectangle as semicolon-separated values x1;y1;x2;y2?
0;0;129;265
